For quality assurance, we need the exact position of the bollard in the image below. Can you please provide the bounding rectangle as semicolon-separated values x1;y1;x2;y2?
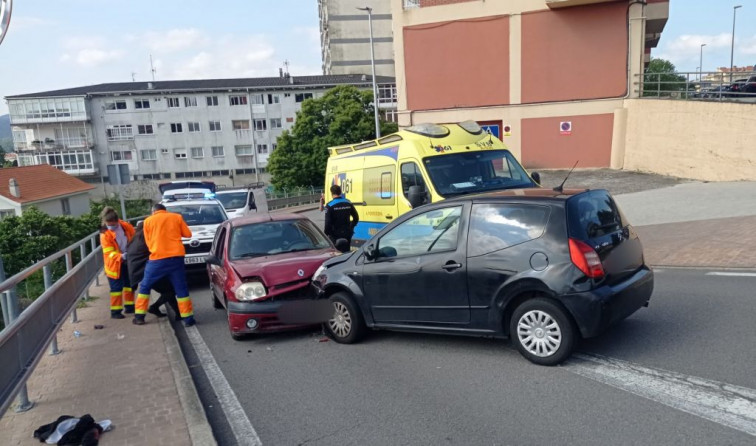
90;237;100;286
43;265;60;356
65;252;78;324
79;244;89;301
14;384;34;413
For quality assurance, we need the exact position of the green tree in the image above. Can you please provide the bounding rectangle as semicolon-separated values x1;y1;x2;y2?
268;85;398;189
644;58;688;97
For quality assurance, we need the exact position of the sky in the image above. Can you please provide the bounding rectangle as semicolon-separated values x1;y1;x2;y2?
1;0;755;115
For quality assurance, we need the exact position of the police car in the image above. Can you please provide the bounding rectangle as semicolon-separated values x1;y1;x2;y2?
158;181;229;268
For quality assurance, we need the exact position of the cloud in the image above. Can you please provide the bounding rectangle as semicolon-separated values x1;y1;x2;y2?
739;36;756;55
663;33;733;60
74;49;124;67
131;28;210;53
59;36;122;67
165;36;280;79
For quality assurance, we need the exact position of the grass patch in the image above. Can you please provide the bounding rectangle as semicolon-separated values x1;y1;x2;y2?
77;295;100;309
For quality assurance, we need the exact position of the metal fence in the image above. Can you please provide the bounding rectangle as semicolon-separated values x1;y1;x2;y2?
636;71;756;102
266;187;324;210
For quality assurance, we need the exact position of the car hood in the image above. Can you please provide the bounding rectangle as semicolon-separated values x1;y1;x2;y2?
231;248;340;286
184;224;220;241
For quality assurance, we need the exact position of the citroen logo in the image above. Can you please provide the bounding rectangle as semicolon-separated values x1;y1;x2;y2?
189;239;201;248
297;269;305;277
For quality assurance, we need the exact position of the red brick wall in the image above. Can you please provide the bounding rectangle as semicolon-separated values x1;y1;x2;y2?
403;15;510;110
521;114;614;168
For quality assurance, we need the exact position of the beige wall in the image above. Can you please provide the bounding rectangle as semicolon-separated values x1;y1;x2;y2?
622;99;756;181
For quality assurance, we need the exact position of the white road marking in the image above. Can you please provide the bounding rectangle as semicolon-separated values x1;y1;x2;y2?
706;272;756;278
565;353;756;437
185;325;263;446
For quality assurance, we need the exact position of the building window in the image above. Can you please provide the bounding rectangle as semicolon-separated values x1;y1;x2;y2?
137;124;154;135
184;96;198;107
141;149;157;160
174;148;187;159
272;143;277;151
209;121;222;132
162;173;172;179
142;173;161;180
0;210;15;220
211;146;225;157
61;198;71;216
170;123;183;133
270;118;282;129
134;99;150;109
210;170;230;176
250;94;264;105
268;94;280;104
191;147;204;158
253;119;267;131
188;122;201;132
105;100;127;110
235;145;253;156
207;96;219;106
256;144;268;154
106;125;133;141
232;120;250;130
383;109;398;123
295;93;313;103
161;148;169;155
284;93;291;98
167;97;180;108
111;150;133;161
229;95;248;106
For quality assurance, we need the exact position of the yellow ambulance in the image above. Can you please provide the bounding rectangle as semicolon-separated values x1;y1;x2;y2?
324;121;540;244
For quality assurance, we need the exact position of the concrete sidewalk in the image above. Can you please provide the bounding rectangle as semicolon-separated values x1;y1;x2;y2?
0;275;214;445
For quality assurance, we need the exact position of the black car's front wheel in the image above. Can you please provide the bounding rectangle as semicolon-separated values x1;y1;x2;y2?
325;292;366;344
510;298;576;366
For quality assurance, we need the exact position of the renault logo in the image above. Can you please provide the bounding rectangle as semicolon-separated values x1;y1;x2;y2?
189;239;201;248
297;269;305;277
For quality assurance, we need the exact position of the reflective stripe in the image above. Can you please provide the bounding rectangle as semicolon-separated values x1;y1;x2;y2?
105;268;118;278
123;288;134;305
135;294;150;315
177;296;194;318
110;292;122;297
109;252;119;258
123;287;132;292
103;246;115;253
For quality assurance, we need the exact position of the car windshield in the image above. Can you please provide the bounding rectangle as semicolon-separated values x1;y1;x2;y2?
423;150;535;197
166;203;226;225
216;192;247;210
229;220;331;259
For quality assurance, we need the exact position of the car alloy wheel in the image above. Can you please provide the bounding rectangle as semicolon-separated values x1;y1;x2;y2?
329;301;352;338
517;310;562;357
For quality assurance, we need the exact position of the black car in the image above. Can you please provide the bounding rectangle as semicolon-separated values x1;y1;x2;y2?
312;188;654;366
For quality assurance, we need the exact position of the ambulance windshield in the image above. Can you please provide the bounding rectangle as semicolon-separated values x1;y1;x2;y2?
424;150;536;197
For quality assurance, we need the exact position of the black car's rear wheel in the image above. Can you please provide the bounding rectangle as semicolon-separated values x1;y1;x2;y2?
325;292;366;344
510;298;576;366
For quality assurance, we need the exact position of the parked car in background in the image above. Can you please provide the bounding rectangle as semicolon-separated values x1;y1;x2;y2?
206;214;342;339
216;185;259;219
738;75;756;95
312;188;654;366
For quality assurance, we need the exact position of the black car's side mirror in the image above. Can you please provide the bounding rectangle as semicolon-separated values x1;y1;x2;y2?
364;244;377;261
206;254;221;266
531;172;541;185
408;185;428;208
334;238;350;253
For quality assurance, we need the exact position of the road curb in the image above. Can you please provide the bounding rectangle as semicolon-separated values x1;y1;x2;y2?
159;317;217;446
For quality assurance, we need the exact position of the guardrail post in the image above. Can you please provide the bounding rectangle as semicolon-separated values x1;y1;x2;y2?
43;265;60;356
79;244;89;301
90;237;100;286
65;252;78;324
14;385;34;413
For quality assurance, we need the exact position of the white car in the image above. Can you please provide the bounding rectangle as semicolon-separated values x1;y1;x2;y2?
215;187;257;219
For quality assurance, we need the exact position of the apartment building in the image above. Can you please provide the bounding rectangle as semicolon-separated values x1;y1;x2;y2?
319;0;395;77
6;74;397;183
391;0;669;169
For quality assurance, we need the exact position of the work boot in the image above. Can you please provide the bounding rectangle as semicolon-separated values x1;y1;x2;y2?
111;311;125;319
183;316;196;327
123;305;135;314
148;305;167;318
132;316;146;326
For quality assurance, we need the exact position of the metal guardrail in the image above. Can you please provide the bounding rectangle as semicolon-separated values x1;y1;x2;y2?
267;192;323;210
635;70;756;102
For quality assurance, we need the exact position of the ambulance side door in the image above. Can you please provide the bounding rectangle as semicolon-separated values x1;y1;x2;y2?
398;160;430;216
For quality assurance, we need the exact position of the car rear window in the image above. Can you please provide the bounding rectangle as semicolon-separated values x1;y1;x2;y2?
566;190;625;241
468;204;550;257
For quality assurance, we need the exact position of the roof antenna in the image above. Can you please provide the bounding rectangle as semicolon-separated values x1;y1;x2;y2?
150;54;157;81
553;160;579;193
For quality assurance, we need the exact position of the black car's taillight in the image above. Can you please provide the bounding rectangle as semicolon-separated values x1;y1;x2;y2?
569;238;605;279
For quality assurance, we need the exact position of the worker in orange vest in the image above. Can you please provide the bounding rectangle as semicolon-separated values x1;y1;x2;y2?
99;207;136;318
134;203;195;326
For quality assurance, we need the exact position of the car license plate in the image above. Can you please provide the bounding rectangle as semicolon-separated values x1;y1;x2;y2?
185;256;206;265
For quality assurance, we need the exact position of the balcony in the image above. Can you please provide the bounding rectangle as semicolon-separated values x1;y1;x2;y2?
15;138;94;152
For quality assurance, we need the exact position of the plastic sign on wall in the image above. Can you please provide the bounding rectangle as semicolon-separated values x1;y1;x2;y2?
503;125;512;137
560;121;572;135
480;124;500;140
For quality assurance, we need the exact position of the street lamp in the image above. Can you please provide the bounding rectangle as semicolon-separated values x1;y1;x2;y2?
0;0;13;47
699;43;706;81
357;6;381;138
730;5;742;85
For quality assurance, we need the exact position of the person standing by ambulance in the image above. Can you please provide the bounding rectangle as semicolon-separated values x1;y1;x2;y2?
134;203;196;326
323;184;359;252
100;207;136;319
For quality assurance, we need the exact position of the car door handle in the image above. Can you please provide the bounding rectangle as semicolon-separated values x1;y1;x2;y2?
441;262;462;271
386;215;393;220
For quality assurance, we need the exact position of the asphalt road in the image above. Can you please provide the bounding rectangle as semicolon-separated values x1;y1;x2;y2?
177;268;756;446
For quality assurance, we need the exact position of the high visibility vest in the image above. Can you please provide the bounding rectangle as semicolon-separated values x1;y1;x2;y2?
101;220;136;279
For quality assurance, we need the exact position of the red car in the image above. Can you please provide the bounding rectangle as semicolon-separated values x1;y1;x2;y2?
206;213;342;339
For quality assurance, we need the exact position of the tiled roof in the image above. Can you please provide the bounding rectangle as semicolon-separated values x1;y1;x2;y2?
5;74;396;99
0;165;95;204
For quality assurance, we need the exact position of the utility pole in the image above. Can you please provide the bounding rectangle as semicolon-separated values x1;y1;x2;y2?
150;54;157;81
357;6;381;139
730;5;742;85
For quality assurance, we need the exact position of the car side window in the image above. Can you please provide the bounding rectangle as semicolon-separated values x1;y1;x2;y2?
401;162;427;199
376;206;462;258
214;228;227;261
468;204;549;257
